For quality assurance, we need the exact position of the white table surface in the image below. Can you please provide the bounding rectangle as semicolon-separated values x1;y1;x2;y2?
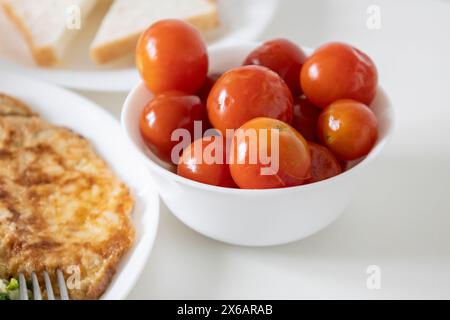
77;0;450;299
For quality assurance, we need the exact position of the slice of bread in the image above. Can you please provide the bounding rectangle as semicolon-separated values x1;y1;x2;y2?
90;0;219;65
1;0;98;67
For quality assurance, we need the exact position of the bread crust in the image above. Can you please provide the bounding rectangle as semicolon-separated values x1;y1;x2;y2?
2;2;59;67
187;6;220;32
90;1;220;64
90;33;140;65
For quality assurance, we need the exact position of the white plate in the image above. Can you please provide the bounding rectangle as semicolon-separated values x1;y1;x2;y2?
0;0;280;92
0;71;160;300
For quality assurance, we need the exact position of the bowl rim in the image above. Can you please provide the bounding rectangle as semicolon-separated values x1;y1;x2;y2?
121;43;395;197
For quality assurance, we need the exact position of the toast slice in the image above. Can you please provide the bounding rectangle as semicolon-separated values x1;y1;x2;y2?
90;0;219;65
1;0;98;67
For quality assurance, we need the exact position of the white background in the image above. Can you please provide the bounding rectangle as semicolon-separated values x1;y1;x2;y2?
78;0;450;299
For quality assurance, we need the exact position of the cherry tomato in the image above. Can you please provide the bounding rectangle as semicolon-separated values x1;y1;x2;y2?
243;39;307;96
307;142;342;183
292;96;321;142
140;91;205;163
197;73;223;107
136;19;208;95
207;66;293;134
301;42;378;108
340;161;349;171
317;99;378;161
178;136;236;188
229;117;311;189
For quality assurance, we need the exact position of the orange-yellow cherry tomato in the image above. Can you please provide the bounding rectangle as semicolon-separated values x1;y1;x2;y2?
229;117;311;189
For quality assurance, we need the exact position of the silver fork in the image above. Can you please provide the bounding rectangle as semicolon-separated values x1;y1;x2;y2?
18;270;69;300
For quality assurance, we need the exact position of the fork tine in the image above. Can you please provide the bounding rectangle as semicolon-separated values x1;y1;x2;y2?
43;271;55;300
18;273;28;300
31;272;42;300
56;269;69;300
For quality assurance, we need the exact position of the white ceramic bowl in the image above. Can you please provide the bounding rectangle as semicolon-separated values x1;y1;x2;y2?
121;43;394;247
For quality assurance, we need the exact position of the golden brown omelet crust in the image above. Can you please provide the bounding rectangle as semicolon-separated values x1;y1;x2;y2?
0;93;35;117
0;94;134;300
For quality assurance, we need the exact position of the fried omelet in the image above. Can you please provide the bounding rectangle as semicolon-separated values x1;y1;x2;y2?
0;94;134;299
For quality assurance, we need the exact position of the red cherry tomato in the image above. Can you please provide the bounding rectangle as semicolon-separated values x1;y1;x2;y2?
197;73;222;103
207;66;293;134
136;19;208;95
292;96;321;142
317;99;378;161
178;136;236;188
301;42;378;108
140;91;205;163
229;117;311;189
196;74;223;131
340;161;349;171
307;142;342;183
243;39;307;96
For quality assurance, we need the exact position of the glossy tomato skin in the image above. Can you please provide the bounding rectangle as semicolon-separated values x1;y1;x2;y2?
301;42;378;108
243;39;307;96
307;142;342;183
136;19;208;95
207;65;294;134
140;91;205;164
317;99;378;161
229;117;311;189
292;96;321;142
178;136;237;188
